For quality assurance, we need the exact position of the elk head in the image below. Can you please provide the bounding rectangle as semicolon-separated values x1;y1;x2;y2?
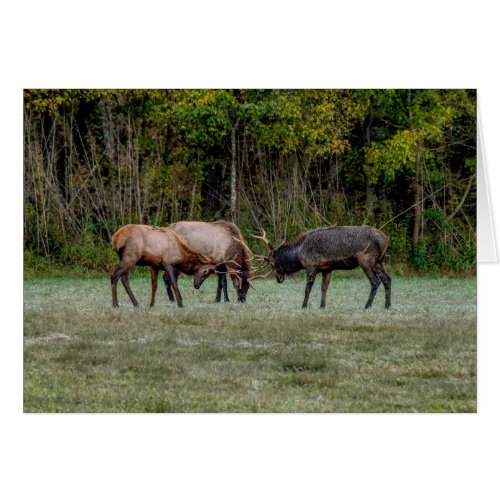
215;256;250;302
229;268;249;302
193;256;250;302
193;265;216;289
251;229;285;283
192;254;216;289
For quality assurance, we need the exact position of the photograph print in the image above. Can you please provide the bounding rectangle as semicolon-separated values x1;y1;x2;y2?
23;89;477;413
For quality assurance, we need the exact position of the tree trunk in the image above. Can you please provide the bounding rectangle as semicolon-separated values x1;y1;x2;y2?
412;143;423;247
447;174;475;221
365;171;375;221
230;124;237;223
188;180;197;219
408;90;423;248
363;101;375;221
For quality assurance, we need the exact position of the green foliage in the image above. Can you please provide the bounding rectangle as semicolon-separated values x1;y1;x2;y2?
412;240;432;271
23;89;476;275
365;129;416;181
58;239;116;273
242;90;302;153
25;241;117;278
383;220;413;265
299;89;368;158
168;89;235;148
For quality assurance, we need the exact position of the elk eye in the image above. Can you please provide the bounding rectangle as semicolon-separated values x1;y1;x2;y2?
204;269;209;275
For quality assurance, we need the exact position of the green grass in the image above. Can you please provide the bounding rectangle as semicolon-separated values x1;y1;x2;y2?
23;273;476;413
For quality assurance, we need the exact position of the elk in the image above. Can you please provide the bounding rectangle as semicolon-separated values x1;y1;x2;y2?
110;224;216;308
161;220;253;303
253;226;391;309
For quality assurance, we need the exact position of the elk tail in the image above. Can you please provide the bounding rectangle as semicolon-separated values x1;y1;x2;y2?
378;234;390;262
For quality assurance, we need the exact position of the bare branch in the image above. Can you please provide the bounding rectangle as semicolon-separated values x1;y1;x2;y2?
447;174;475;222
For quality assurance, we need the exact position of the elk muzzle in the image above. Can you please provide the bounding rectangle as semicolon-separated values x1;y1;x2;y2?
275;271;285;283
193;265;215;289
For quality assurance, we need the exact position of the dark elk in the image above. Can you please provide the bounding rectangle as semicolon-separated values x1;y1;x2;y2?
111;224;216;308
253;226;392;309
163;221;253;303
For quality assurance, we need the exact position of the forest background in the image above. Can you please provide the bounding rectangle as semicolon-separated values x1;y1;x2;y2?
23;89;477;275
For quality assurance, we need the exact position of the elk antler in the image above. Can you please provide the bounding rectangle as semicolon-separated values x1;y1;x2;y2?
228;271;243;290
231;236;270;264
250;229;287;252
214;252;242;271
250;260;271;273
248;268;275;286
213;265;243;289
250;229;271;247
215;259;241;270
212;253;245;291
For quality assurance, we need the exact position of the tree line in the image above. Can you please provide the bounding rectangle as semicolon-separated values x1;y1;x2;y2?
23;89;476;273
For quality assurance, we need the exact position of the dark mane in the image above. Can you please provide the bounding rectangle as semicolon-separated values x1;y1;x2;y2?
275;239;305;275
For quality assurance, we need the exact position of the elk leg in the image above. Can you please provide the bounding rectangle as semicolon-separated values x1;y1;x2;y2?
215;273;224;302
150;268;159;307
377;264;392;309
111;263;135;307
302;269;317;308
162;272;176;302
215;265;228;303
361;266;381;309
164;264;183;308
221;273;230;302
121;270;139;307
320;271;332;308
110;265;124;307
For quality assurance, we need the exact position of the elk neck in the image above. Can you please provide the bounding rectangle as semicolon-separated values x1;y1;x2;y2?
274;241;304;275
172;232;209;273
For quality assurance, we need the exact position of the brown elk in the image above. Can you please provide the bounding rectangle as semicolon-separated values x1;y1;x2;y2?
110;224;216;308
161;221;253;303
253;226;391;309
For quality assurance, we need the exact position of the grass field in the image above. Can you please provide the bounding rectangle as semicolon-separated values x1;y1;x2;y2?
23;272;476;413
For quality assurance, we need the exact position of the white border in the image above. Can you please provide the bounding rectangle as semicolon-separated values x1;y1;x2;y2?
3;1;499;499
477;104;497;262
